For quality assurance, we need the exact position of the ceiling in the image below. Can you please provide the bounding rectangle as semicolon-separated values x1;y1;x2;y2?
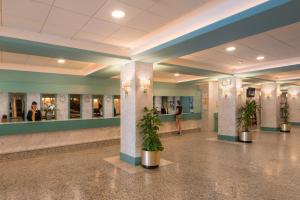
0;0;299;86
178;22;300;73
2;0;210;48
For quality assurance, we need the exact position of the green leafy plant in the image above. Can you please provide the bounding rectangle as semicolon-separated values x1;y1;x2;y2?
138;107;164;151
281;103;289;124
237;100;258;132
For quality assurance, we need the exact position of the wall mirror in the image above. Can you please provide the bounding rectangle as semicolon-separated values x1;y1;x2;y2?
41;94;56;120
113;95;121;117
93;95;104;118
9;93;26;122
69;94;81;119
154;96;194;114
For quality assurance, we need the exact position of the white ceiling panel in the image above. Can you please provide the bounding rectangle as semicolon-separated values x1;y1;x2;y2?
26;55;53;66
126;11;169;32
94;0;143;24
73;31;106;43
54;0;107;16
149;0;209;19
119;0;156;10
32;0;54;4
42;23;79;38
2;14;43;32
102;37;130;47
45;7;90;30
3;0;52;23
108;27;146;41
80;18;120;37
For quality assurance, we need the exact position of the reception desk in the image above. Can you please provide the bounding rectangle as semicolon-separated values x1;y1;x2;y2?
0;113;201;154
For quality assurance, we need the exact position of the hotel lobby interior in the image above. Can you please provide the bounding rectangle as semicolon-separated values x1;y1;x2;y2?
1;0;300;199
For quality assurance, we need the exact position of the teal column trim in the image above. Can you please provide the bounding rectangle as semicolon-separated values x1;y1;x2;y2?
159;112;201;122
290;122;300;126
120;152;141;166
260;127;280;132
218;134;239;142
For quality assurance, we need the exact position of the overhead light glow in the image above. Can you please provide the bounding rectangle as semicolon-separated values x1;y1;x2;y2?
57;59;65;64
226;46;236;52
112;10;125;18
174;73;180;77
256;56;265;60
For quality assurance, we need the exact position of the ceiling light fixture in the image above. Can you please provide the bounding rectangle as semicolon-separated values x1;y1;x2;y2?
112;10;125;18
57;59;65;64
256;56;265;60
226;46;236;52
174;73;180;77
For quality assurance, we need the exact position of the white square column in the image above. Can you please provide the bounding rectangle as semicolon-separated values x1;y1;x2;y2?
120;61;153;165
261;83;280;131
218;77;242;141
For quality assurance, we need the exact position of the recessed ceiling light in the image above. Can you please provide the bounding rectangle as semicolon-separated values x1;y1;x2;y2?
57;59;65;64
226;46;236;52
174;73;180;77
112;10;125;18
256;56;265;60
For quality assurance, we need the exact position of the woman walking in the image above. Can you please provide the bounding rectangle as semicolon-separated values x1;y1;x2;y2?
175;100;183;135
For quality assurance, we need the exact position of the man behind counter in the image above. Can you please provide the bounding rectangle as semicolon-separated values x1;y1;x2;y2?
27;101;42;122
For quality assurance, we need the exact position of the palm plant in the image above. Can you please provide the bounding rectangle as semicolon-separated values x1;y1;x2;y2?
137;107;164;151
237;100;257;132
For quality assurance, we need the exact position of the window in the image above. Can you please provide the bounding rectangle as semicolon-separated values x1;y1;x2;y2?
92;95;103;118
69;94;81;119
113;95;121;117
41;94;56;120
9;93;26;122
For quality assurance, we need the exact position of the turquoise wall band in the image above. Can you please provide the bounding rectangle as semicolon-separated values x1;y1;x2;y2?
120;153;141;166
218;134;239;142
260;127;280;132
159;113;201;122
290;122;300;126
0;117;120;137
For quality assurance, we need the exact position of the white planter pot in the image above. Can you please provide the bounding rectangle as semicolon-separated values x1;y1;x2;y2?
280;123;290;132
239;131;252;143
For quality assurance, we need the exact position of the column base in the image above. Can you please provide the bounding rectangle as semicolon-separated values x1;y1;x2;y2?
120;152;141;166
217;134;239;142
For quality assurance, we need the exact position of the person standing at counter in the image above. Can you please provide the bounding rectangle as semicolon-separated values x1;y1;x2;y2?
27;101;42;122
176;100;183;135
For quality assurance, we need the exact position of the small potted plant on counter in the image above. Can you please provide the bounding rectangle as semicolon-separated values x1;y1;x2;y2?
138;107;164;169
280;102;290;132
237;100;258;143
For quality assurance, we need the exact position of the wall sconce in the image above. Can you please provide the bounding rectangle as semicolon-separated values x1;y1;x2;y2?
237;88;244;96
265;92;271;99
122;80;131;95
140;79;151;93
221;78;232;99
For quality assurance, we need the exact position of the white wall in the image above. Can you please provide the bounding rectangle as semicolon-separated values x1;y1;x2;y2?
261;83;280;128
288;86;300;123
82;94;92;119
0;92;9;118
56;94;68;120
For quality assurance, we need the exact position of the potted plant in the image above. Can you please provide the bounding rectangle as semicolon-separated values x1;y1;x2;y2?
43;104;56;120
237;100;258;143
138;107;164;169
280;102;290;132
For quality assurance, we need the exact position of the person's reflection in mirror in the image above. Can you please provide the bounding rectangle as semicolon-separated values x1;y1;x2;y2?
27;101;42;122
175;100;183;135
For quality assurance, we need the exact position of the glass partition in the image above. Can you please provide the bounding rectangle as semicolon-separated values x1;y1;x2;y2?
113;95;121;117
9;93;26;122
41;94;56;120
93;95;104;118
69;94;81;119
154;96;194;114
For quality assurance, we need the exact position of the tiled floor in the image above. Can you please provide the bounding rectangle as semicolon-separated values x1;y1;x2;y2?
1;128;300;200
